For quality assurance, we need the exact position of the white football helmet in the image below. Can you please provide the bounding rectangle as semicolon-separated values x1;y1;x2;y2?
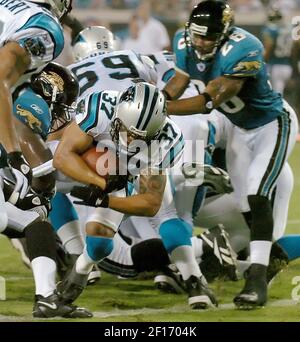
72;26;116;61
32;0;72;19
111;82;167;148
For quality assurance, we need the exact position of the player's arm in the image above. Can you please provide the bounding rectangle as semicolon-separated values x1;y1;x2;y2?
0;42;30;152
15;118;56;196
108;173;166;217
53;121;106;190
167;75;245;115
163;69;190;100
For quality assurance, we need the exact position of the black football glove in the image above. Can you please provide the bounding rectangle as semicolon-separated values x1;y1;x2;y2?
105;174;128;193
70;184;109;207
16;191;51;221
7;151;32;202
203;165;233;194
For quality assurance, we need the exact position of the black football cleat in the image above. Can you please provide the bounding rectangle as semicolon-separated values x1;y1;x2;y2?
33;293;93;318
234;263;267;310
199;224;238;282
57;265;89;304
185;275;218;310
154;265;186;294
267;242;289;285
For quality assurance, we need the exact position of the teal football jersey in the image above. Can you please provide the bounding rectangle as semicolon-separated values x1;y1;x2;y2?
174;27;284;129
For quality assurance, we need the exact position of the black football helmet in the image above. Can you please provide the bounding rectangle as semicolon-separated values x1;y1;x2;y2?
185;0;234;61
31;62;79;133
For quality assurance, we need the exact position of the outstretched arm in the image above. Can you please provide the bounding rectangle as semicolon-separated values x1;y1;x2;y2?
108;173;166;217
167;76;245;116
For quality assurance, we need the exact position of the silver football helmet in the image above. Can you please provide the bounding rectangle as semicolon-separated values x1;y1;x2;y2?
72;26;116;61
32;0;72;19
111;82;167;148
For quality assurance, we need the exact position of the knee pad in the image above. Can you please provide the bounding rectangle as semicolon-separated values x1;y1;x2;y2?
131;238;170;273
49;192;79;232
86;236;114;262
159;218;192;254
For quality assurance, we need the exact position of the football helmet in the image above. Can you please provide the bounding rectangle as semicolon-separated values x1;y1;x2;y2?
185;0;234;61
72;26;116;61
31;0;72;19
111;82;167;148
31;62;79;133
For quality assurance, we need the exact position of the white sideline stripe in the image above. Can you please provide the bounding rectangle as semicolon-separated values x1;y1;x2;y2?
0;299;299;322
92;299;300;318
5;276;32;281
287;220;300;225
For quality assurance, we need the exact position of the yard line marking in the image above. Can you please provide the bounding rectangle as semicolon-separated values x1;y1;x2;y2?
0;299;299;321
92;299;300;318
287;219;300;225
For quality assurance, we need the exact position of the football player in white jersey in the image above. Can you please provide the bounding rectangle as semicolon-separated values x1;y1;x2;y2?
52;82;188;305
0;0;71;204
69;26;157;102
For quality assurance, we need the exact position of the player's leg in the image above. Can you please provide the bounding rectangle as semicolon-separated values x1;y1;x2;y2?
58;189;125;304
234;102;298;309
155;176;218;309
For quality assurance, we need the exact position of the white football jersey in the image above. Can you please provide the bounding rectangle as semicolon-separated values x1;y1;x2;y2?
69;50;156;102
147;51;176;90
0;0;64;89
75;90;184;172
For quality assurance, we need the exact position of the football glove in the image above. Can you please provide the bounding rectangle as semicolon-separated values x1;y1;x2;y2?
7;151;32;202
203;165;233;194
71;184;109;208
16;191;51;221
105;174;128;193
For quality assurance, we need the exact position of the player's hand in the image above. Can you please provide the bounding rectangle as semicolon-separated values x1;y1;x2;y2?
7;152;32;202
71;184;109;207
16;191;51;221
203;165;233;194
105;174;128;193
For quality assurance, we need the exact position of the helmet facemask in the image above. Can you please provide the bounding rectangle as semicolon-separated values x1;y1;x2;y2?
110;118;150;155
185;2;234;61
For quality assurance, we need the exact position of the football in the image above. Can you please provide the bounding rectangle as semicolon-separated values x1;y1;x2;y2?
81;146;118;177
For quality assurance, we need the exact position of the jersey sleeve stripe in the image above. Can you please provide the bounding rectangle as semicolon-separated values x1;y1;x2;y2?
79;93;102;132
16;13;64;59
136;84;150;129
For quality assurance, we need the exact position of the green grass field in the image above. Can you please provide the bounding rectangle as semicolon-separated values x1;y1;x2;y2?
0;145;300;322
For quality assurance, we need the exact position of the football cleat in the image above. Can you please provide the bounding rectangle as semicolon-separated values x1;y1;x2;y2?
199;224;238;282
154;265;186;294
33;293;93;318
267;242;289;286
87;265;101;286
185;275;218;309
234;264;267;310
57;265;89;304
